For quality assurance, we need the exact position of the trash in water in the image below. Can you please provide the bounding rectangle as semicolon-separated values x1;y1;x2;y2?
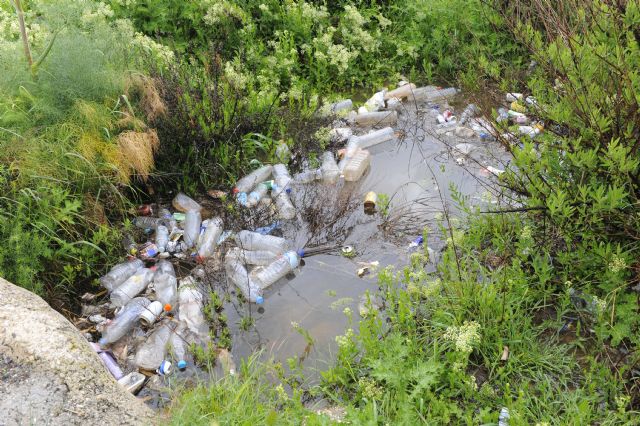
341;246;355;258
364;191;377;214
118;371;146;394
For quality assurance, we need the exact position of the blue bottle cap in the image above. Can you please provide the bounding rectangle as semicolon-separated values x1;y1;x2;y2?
157;360;172;375
256;296;264;304
98;338;107;346
236;192;248;206
177;360;187;370
297;249;305;258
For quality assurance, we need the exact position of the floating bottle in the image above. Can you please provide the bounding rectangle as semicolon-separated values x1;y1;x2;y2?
384;83;416;100
353;127;395;150
178;277;210;342
229;247;279;266
183;210;202;248
135;321;173;371
252;251;300;290
169;322;190;370
224;252;264;304
155;225;169;253
321;151;340;184
338;137;360;171
133;216;161;230
235;230;289;254
272;164;292;193
233;165;273;195
364;90;386;112
354;111;398;127
330;99;353;114
272;187;296;220
110;268;155;307
196;217;224;261
99;297;150;346
245;181;273;208
411;87;458;102
99;259;144;293
172;192;202;212
343;149;371;182
294;168;321;183
154;269;177;312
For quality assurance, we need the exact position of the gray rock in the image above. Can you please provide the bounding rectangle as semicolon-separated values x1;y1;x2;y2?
0;277;156;425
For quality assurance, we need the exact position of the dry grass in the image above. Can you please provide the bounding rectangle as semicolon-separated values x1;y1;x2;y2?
116;129;159;182
125;75;167;123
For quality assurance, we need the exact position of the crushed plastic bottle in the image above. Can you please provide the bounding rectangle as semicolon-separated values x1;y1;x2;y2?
458;104;479;125
294;168;322;183
235;230;289;254
355;111;398;126
252;251;300;291
172;192;202;212
183;210;202;248
454;126;476;139
343;148;371;182
364;90;386;112
99;297;150;346
155;225;169;253
233;165;273;195
178;277;210;342
384;83;416;100
229;247;279;266
99;259;144;293
154;267;177;311
110;268;155;307
169;322;190;370
133;216;161;230
272;164;293;193
156;259;175;276
413;87;458;102
353;127;395;149
196;217;224;261
321;151;341;184
135;321;173;370
245;181;274;208
225;252;264;304
272;186;296;220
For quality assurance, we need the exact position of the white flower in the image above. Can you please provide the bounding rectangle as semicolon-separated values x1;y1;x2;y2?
608;255;627;274
224;61;249;90
443;321;481;353
259;4;269;13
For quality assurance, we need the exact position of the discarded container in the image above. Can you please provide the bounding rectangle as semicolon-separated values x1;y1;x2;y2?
272;187;296;220
338;137;360;171
178;277;211;341
272;164;293;193
156;259;175;276
505;92;523;102
329;127;353;143
454;143;475;155
139;300;164;326
254;221;281;235
157;360;172;375
518;125;541;138
487;166;505;176
411;87;458;102
364;191;377;214
155;225;169;253
364;90;386;112
137;204;154;216
225;253;264;304
235;230;289;254
252;251;300;291
321;151;341;184
385;97;402;110
234;165;274;195
169;323;190;370
343;149;371;182
91;343;124;380
229;247;279;266
99;297;151;345
330;99;353;114
384;83;416;100
117;371;146;394
454;126;476;139
135;321;172;371
172;192;202;212
354;127;395;149
133;216;161;230
153;269;177;312
110;268;155;307
510;101;526;113
183;210;202;248
99;259;144;293
294;168;321;183
196;217;224;261
458;104;479;125
139;242;159;260
355;111;398;127
245;181;273;207
498;407;510;426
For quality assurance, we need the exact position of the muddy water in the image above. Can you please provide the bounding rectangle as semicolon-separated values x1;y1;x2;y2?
225;100;511;379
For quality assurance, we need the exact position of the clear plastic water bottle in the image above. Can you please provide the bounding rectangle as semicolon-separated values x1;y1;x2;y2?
133;216;161;230
384;83;416;100
154;269;177;312
321;151;340;184
229;247;279;266
252;251;300;290
169;322;190;371
355;127;395;150
156;259;175;276
459;104;479;125
233;165;273;195
338;137;360;171
235;230;289;254
110;268;155;307
272;164;292;192
354;111;398;126
155;225;169;253
224;252;264;304
172;192;202;212
99;297;150;346
135;321;172;370
343;149;371;182
364;90;386;112
294;168;322;183
196;217;224;261
183;210;202;248
330;99;353;114
99;259;144;293
245;181;273;208
178;277;210;342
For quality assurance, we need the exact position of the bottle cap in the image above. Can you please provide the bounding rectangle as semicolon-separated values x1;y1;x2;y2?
296;249;305;258
177;360;187;370
256;296;264;304
236;192;248;206
139;301;163;326
157;360;172;375
284;251;300;268
163;303;172;312
98;337;107;346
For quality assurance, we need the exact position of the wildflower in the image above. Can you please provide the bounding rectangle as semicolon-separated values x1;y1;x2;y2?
204;1;246;26
520;225;532;240
275;384;288;401
443;321;481;353
468;375;478;391
343;307;352;318
327;44;355;74
335;328;355;348
535;422;550;426
301;2;329;21
343;5;366;27
377;13;392;28
132;32;175;63
608;255;627;274
591;296;607;315
224;61;249;91
358;377;383;400
259;4;269;13
290;321;299;329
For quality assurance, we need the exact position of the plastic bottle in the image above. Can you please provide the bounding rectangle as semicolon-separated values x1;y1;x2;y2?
235;230;289;254
133;216;161;230
110;268;155;307
454;126;476;139
139;300;164;326
343;149;371;182
172;192;202;212
272;164;292;192
156;259;175;276
154;269;177;311
338;137;360;171
329;128;353;143
178;277;210;341
99;297;150;346
224;252;264;304
252;251;300;290
355;111;398;126
155;225;169;253
294;168;321;183
354;127;395;149
459;104;479;125
384;83;416;100
183;210;202;248
413;87;458;102
321;151;340;184
245;181;273;208
169;323;190;370
99;259;144;293
229;247;279;266
233;165;273;195
330;99;353;114
272;188;296;220
364;90;386;112
158;208;172;219
196;217;224;261
505;92;523;102
135;321;173;370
